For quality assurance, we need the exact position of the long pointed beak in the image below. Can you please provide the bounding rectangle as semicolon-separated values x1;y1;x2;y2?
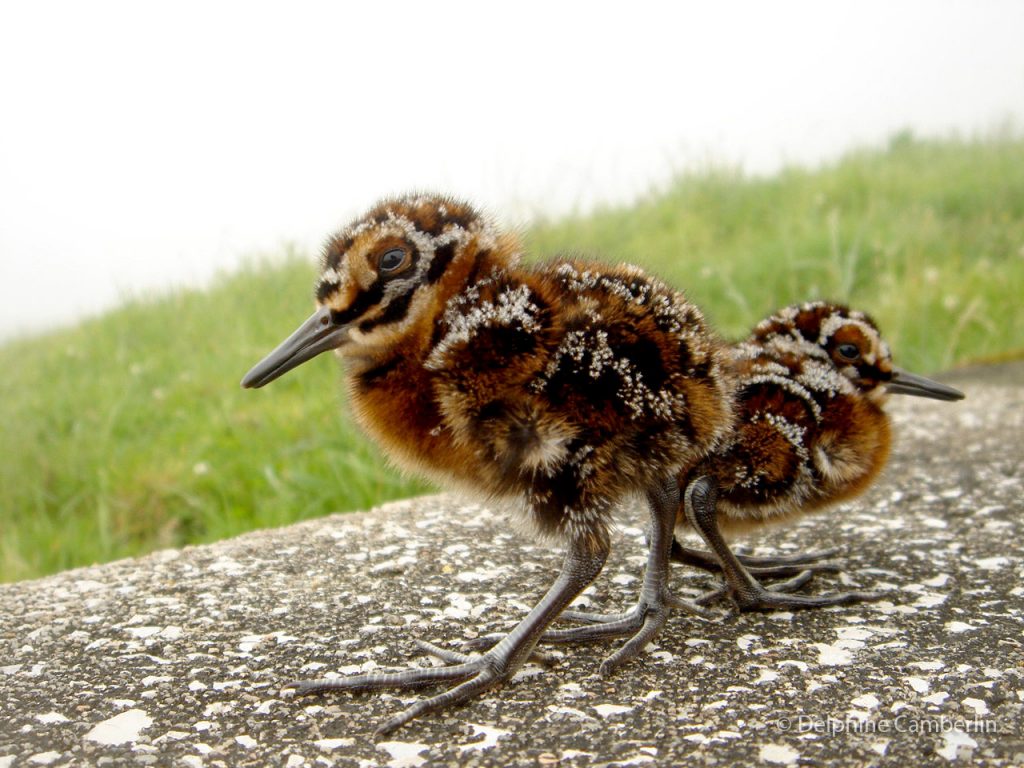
886;367;964;401
241;306;349;389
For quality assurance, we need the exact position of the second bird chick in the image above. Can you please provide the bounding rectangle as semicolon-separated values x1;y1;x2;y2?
672;301;965;610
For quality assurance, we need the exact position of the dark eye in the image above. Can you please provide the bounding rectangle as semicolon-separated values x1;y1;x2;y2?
836;343;860;362
378;248;406;273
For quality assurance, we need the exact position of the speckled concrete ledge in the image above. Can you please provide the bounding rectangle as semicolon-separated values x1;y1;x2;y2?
2;363;1022;768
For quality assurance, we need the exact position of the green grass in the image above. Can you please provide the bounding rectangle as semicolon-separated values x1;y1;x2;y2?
3;132;1023;583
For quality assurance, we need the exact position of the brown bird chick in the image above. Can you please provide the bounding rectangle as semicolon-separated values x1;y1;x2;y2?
240;194;734;734
670;301;966;611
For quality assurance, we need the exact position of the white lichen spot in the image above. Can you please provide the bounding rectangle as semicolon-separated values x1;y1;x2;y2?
28;753;61;766
975;556;1009;570
914;593;947;608
945;621;977;633
851;693;880;709
593;703;634;718
836;626;874;641
377;742;430;768
315;738;355;750
961;697;989;715
736;634;760;651
812;640;862;666
125;626;161;639
905;677;930;693
458;724;511;753
85;709;153;745
759;743;800;764
714;730;743;740
937;729;977;761
35;712;69;724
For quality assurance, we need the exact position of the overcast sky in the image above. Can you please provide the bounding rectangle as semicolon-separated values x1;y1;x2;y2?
1;0;1022;337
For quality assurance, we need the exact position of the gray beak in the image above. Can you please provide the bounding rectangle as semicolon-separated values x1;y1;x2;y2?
886;367;964;401
241;306;349;389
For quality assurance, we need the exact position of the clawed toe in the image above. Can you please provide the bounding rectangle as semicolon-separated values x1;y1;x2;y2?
665;592;714;617
731;570;888;611
734;587;889;612
745;561;841;578
694;567;887;611
736;547;840;568
698;587;888;612
673;543;842;572
414;638;475;665
558;607;634;625
541;592;705;675
373;666;503;736
282;650;513;736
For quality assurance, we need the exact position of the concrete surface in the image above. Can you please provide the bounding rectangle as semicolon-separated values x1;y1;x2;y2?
1;363;1022;767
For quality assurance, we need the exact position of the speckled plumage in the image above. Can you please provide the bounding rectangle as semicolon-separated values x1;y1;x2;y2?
242;193;734;732
670;300;963;612
680;301;896;531
312;196;733;549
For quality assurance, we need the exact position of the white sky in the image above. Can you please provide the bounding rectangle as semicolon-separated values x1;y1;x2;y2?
1;0;1022;337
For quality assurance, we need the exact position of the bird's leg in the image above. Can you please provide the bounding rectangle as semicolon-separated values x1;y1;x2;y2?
684;475;886;611
492;478;710;676
671;540;842;579
283;536;608;736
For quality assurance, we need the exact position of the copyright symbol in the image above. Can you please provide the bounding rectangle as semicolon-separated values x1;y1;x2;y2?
776;717;790;731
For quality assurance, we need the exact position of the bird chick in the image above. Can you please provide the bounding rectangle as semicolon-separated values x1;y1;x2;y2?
241;194;733;733
673;301;965;610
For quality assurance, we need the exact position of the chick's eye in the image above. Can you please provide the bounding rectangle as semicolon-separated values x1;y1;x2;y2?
836;343;860;362
378;248;407;273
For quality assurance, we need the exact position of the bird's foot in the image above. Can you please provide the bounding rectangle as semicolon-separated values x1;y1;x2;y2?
555;593;708;676
282;538;609;735
282;641;519;737
468;592;708;676
697;569;889;612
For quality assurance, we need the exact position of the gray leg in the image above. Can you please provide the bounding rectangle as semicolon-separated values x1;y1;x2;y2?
502;479;708;676
671;541;841;578
283;536;608;736
684;476;886;611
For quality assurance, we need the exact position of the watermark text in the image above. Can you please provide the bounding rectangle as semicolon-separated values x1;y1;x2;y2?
772;714;1002;736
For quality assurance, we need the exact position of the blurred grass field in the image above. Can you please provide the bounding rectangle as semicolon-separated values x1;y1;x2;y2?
2;132;1022;583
